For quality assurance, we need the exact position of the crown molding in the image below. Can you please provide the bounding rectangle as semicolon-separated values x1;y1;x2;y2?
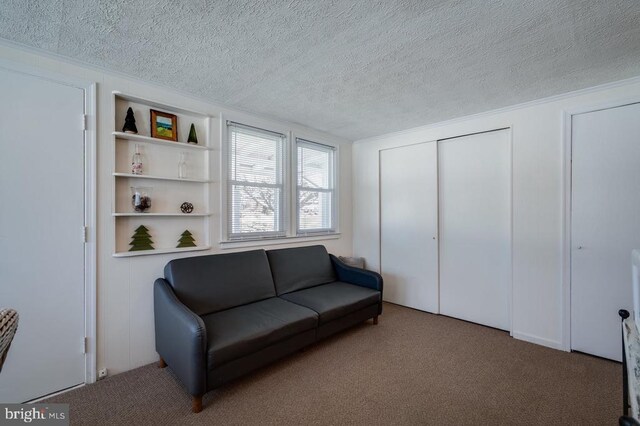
355;74;640;145
0;38;352;145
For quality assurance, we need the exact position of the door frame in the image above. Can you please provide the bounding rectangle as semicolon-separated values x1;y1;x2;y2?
561;96;640;352
0;59;97;384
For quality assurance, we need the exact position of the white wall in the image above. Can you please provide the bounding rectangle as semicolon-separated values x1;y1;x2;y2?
353;76;640;351
0;42;353;376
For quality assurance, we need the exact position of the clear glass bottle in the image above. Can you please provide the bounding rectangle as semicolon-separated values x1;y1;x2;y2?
131;144;143;175
178;152;188;179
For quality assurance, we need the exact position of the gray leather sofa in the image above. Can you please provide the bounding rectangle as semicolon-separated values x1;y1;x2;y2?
154;245;383;412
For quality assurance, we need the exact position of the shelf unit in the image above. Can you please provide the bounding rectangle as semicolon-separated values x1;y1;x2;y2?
112;91;212;257
112;131;211;150
112;213;212;217
112;172;211;183
112;245;212;258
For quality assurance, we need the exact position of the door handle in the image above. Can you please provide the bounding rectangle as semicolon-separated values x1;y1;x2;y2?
577;246;583;250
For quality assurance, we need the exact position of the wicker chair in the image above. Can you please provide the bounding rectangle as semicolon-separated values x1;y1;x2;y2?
0;308;19;373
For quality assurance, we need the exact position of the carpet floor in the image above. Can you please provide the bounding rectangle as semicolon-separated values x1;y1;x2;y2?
46;303;620;425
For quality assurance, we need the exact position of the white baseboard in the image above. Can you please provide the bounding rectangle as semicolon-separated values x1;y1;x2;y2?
25;384;85;403
512;331;565;351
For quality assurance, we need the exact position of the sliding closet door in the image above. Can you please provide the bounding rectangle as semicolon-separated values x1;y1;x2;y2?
438;130;510;330
380;142;439;313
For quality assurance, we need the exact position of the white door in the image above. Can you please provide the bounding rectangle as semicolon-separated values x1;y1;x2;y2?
380;142;439;313
0;68;86;402
438;130;511;331
571;103;640;361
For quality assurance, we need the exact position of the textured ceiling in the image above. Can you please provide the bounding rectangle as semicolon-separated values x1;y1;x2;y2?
1;1;640;140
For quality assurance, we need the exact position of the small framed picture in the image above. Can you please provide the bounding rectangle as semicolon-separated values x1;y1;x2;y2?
150;109;178;141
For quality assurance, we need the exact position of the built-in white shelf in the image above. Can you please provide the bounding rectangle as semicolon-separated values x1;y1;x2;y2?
113;131;211;150
112;245;212;258
112;91;210;118
112;92;212;257
112;172;211;183
112;212;211;217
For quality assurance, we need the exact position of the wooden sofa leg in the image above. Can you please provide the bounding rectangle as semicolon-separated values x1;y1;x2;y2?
158;357;167;368
373;316;379;325
192;395;203;413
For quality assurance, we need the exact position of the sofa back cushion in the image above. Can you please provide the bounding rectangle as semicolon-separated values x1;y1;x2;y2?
164;249;276;315
266;245;336;295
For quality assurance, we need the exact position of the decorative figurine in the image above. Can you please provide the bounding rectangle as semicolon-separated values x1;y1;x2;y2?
180;202;194;214
187;123;198;144
176;230;196;248
122;107;138;134
129;225;154;251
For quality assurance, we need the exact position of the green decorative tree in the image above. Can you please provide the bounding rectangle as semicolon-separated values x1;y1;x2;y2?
187;123;198;144
177;230;196;248
122;107;138;134
129;225;154;251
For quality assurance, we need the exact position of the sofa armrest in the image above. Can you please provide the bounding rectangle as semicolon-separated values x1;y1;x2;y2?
154;278;207;396
330;254;383;293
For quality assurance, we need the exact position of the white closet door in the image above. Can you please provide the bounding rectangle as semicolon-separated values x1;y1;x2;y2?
439;130;511;330
571;103;640;361
0;68;86;402
380;142;439;313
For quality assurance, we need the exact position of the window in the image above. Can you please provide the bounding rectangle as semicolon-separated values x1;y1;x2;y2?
227;121;286;240
296;138;336;234
225;121;338;242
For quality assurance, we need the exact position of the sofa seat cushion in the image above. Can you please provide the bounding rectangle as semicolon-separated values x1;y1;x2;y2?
203;297;318;368
279;282;381;324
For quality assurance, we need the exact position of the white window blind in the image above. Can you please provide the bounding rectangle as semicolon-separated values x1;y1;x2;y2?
227;121;286;240
296;138;336;234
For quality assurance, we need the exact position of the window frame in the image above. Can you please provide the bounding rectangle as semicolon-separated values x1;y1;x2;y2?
225;120;289;241
221;115;340;244
294;137;338;236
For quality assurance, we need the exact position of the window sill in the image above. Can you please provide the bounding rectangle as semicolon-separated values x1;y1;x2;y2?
219;233;341;250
